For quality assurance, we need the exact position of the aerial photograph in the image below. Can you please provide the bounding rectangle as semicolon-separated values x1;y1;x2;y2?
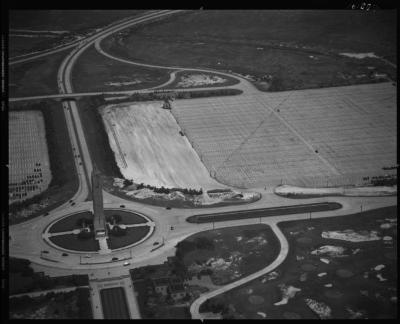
7;5;397;320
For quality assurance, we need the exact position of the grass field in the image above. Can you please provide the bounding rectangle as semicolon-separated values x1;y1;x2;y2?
102;10;396;91
9;35;58;58
200;206;397;319
100;287;130;319
10;10;143;33
49;234;99;252
9;50;68;97
186;202;342;223
104;210;148;224
107;226;150;250
9;101;78;225
9;10;143;57
171;82;396;189
49;210;147;233
48;211;93;233
72;45;171;93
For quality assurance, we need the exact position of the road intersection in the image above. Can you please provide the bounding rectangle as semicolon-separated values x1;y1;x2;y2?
9;10;397;320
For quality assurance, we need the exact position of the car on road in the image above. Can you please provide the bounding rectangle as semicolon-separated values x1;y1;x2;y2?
42;250;49;254
120;205;125;208
43;212;49;216
84;254;91;258
112;257;118;261
123;262;130;266
166;206;172;210
69;200;73;203
153;242;159;246
62;253;69;256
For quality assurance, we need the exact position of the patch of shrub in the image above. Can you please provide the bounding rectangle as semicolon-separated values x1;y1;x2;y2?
109;225;127;236
77;229;94;240
194;237;215;250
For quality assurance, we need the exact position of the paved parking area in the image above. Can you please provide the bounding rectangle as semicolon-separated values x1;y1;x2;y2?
9;111;52;202
172;82;396;188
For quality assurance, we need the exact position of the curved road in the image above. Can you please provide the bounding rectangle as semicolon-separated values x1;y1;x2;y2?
9;10;398;320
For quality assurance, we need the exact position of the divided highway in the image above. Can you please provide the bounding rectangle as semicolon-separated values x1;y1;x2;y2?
57;10;184;203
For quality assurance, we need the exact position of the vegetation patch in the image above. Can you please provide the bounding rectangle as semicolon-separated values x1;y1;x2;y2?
49;234;99;252
103;10;396;92
76;96;123;180
10;258;88;294
177;224;280;285
9;50;68;97
107;226;150;250
9;288;92;319
130;224;280;319
200;206;397;319
10;10;143;57
106;177;260;209
72;45;171;93
164;71;239;89
187;202;342;223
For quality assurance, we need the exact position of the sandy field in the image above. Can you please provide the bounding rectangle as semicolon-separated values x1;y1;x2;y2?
9;111;52;203
171;82;396;188
100;102;225;190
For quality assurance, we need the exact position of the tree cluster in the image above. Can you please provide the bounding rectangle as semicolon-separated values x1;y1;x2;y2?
134;182;203;196
108;88;242;105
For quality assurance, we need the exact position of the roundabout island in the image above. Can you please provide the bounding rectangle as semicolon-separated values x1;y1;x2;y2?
43;209;154;253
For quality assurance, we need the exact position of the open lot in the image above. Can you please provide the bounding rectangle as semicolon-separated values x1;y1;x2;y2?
9;49;68;97
102;10;396;91
100;102;224;190
171;82;396;188
9;10;143;57
100;287;130;319
72;45;171;93
200;206;397;319
9;35;58;58
9;111;52;203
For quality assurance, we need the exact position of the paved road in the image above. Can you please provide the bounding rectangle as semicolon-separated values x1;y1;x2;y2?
190;222;288;319
8;9;398;320
8;11;159;65
56;10;185;205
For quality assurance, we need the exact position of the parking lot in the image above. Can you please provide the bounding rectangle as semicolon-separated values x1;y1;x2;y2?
172;82;396;188
9;111;52;202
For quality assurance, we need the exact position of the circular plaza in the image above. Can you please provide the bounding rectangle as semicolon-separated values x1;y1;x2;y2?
43;209;155;253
